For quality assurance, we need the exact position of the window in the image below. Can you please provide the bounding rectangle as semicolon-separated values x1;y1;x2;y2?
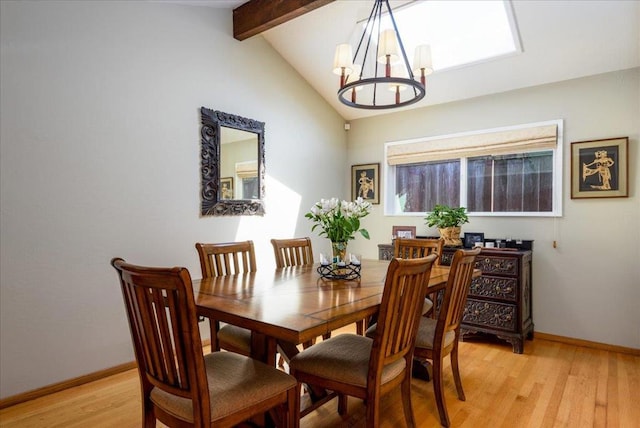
235;160;259;200
384;120;563;217
467;152;553;212
242;177;259;199
395;160;460;212
356;1;521;73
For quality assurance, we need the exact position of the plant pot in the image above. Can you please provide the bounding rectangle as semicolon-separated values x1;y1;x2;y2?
438;226;462;247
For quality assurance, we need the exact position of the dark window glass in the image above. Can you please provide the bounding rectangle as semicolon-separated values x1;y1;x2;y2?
242;177;259;199
467;157;492;212
395;160;460;212
467;152;553;212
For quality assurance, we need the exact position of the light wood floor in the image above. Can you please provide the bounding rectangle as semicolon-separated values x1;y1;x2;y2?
1;328;638;428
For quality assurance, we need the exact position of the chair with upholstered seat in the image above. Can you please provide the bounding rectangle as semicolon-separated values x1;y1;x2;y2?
413;247;480;427
270;237;317;366
289;255;437;427
195;241;256;356
394;237;444;316
111;258;299;428
271;237;314;268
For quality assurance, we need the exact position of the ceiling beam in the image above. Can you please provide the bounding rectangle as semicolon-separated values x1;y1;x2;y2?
233;0;334;41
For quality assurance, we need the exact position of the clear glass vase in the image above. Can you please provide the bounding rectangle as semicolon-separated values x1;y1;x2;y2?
331;241;348;264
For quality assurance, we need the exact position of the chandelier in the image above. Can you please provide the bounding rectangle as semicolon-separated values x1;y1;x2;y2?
333;0;432;110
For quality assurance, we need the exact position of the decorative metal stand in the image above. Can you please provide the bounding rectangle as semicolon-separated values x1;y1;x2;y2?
317;263;361;281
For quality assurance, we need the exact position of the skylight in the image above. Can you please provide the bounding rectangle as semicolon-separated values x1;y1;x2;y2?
355;0;521;72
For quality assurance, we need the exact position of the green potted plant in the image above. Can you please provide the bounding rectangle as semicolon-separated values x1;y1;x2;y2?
425;204;469;247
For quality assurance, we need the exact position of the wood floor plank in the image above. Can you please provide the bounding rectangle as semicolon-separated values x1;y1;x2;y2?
617;353;640;427
1;330;638;428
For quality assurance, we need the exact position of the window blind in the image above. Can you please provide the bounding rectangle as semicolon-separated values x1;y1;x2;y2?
387;124;557;165
236;160;258;179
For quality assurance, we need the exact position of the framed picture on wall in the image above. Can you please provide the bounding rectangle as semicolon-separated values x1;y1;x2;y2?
351;163;380;204
220;177;234;200
392;225;416;239
571;137;628;199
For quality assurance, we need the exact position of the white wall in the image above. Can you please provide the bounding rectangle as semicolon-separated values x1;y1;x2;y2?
346;68;640;350
0;1;346;398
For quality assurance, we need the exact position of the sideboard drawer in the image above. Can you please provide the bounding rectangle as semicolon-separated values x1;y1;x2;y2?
475;256;519;276
469;275;518;302
463;299;517;331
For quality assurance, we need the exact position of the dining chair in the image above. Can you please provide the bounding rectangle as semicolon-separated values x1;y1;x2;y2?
394;237;444;263
271;237;314;268
289;255;438;427
195;241;256;356
413;247;481;427
271;237;321;367
394;237;444;316
110;258;299;428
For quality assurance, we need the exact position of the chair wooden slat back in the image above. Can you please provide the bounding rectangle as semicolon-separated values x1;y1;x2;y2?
372;255;437;371
394;238;444;320
195;241;257;355
438;248;481;339
112;257;299;428
111;258;211;424
195;241;256;278
394;237;444;265
271;238;314;268
289;254;437;426
412;247;481;427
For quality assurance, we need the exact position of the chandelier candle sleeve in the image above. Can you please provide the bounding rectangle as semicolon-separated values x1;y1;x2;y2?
333;44;353;88
378;29;399;77
413;44;433;87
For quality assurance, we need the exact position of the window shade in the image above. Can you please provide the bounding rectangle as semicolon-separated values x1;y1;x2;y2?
236;161;257;179
387;124;557;165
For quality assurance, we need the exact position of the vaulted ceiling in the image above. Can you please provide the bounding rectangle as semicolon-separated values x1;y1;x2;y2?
179;0;640;121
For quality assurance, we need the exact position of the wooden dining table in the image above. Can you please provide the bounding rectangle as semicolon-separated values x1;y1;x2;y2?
193;258;479;417
193;259;470;365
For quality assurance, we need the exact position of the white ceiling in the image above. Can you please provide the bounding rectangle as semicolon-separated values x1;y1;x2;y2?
172;0;640;121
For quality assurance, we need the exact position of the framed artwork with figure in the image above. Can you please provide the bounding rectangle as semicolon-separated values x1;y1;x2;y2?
220;177;234;200
571;137;628;199
351;163;380;204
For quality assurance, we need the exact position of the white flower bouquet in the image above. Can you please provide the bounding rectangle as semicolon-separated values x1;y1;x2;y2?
305;197;371;243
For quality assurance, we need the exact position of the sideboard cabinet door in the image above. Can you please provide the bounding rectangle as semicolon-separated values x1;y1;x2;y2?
448;248;533;354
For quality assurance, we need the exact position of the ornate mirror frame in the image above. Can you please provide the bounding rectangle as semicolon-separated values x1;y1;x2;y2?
200;108;265;216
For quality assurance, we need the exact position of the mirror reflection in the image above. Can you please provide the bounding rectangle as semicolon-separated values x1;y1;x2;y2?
220;127;258;200
200;108;265;216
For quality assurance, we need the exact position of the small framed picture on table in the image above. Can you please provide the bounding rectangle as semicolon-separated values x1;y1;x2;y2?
464;232;485;248
392;226;416;239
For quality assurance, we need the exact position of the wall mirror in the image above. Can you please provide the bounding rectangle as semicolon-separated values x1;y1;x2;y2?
200;108;265;216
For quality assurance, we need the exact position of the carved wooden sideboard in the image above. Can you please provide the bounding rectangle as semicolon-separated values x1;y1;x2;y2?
378;243;533;353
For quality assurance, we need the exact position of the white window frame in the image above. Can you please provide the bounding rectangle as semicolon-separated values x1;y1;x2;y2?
384;119;563;217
